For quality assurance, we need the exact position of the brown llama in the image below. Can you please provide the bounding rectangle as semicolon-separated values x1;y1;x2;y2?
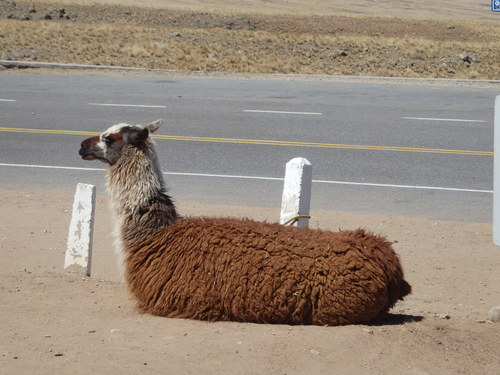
79;119;411;326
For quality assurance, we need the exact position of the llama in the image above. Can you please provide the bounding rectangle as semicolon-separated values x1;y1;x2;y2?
79;119;411;326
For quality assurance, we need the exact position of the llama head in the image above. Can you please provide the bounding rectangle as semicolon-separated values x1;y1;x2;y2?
79;119;163;165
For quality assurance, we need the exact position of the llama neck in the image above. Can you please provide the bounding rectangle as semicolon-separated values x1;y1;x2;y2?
106;143;179;246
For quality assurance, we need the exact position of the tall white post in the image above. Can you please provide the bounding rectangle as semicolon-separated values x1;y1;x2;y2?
280;157;312;227
64;183;96;276
493;96;500;246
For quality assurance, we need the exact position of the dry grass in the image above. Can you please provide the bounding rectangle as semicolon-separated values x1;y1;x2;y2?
1;0;499;79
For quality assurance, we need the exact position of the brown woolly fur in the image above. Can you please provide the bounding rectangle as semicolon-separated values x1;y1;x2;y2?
79;119;411;326
126;218;410;325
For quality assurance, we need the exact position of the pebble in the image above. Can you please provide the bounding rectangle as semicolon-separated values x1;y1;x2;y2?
309;349;320;355
487;306;500;322
439;314;451;319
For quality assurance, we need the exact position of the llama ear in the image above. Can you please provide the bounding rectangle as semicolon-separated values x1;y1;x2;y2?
144;119;163;134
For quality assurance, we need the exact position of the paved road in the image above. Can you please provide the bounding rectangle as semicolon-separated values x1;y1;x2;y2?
0;73;498;221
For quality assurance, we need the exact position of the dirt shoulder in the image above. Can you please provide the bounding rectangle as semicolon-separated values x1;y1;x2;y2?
1;189;499;374
1;0;499;80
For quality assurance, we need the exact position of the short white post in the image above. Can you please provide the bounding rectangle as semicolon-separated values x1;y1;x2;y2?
64;183;96;276
280;157;312;227
493;95;500;246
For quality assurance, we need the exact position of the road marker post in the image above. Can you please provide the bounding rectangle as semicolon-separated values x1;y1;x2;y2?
64;183;96;276
494;96;500;246
280;157;312;227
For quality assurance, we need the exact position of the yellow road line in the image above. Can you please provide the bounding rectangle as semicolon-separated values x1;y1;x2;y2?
0;127;97;136
0;126;492;156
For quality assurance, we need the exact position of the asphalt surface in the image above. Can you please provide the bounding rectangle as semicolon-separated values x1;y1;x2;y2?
0;72;498;222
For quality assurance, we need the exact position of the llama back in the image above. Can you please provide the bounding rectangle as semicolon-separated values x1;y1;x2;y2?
124;217;411;325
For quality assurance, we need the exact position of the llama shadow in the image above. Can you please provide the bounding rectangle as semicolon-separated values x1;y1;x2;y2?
368;313;424;326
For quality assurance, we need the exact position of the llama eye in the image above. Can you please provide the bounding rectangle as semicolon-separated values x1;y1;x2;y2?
103;136;114;146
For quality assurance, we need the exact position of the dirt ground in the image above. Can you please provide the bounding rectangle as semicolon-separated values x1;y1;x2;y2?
1;0;499;79
28;0;500;21
0;188;499;374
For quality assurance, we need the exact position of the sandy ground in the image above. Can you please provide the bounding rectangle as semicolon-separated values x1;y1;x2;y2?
2;0;499;79
1;188;499;374
56;0;497;21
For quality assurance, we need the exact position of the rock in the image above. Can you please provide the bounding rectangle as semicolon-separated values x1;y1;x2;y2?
44;13;52;20
331;49;348;59
458;51;479;65
487;306;500;322
439;314;451;319
28;6;36;13
309;349;320;355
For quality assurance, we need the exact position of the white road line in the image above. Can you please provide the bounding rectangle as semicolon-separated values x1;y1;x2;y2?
244;110;322;115
164;171;283;181
403;116;487;123
0;163;492;194
0;99;16;102
0;163;105;171
313;179;492;194
89;103;167;108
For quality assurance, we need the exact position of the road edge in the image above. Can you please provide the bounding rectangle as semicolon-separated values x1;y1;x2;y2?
2;60;500;87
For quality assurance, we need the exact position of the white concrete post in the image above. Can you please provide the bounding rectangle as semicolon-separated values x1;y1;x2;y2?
493;96;500;246
64;183;96;276
280;157;312;227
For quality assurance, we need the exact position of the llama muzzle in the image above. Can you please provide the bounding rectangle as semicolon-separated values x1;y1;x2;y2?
79;135;103;161
79;147;96;161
